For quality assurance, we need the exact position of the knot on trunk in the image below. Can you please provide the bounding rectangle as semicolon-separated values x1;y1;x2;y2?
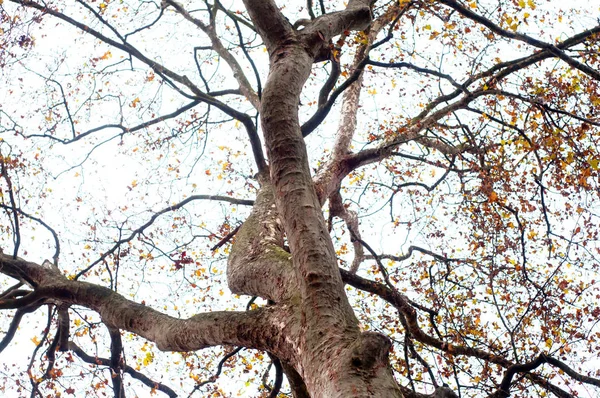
432;385;459;398
350;331;391;373
298;30;331;63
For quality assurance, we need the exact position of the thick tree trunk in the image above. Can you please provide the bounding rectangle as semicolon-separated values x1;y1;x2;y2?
237;1;404;396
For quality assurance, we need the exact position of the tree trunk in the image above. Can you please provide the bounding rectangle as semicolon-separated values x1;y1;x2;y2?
237;1;404;396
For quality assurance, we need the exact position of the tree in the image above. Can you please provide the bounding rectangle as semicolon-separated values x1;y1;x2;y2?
1;0;600;396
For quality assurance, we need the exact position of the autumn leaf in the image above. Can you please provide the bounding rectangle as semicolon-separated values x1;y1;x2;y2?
99;51;112;60
142;352;154;366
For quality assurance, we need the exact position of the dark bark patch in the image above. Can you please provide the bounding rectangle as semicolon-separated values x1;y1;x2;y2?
350;332;391;373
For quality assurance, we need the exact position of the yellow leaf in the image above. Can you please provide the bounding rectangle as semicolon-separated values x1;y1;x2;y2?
518;0;525;7
130;97;140;108
31;336;41;346
143;352;154;366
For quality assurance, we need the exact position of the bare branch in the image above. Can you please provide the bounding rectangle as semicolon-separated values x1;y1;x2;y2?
11;0;267;173
76;194;254;278
439;0;600;81
69;342;177;398
165;0;261;109
489;353;600;398
0;305;40;353
0;253;285;353
108;327;125;398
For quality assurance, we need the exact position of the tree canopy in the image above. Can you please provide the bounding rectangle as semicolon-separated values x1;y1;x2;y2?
1;0;600;397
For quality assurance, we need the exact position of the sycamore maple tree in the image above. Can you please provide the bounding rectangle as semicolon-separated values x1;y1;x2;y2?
1;0;600;397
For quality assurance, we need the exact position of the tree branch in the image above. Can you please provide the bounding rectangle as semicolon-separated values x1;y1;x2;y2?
439;0;600;81
69;342;177;398
76;194;254;278
0;254;285;353
165;0;261;109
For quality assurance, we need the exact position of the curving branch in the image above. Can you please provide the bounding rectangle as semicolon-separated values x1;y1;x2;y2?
190;346;243;395
301;59;366;137
69;342;177;398
328;191;364;273
11;0;267;174
366;59;464;90
227;175;295;302
75;194;254;278
0;253;285;354
108;327;125;398
311;3;406;205
339;268;572;397
0;205;61;265
438;0;600;81
370;245;462;263
266;353;283;398
165;0;261;109
22;100;202;145
0;305;41;353
489;353;600;398
0;157;21;259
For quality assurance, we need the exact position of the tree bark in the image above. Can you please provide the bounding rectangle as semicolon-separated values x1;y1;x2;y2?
239;1;403;396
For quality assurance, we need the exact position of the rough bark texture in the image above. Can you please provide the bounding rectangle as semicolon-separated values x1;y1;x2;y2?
238;1;403;396
227;173;295;302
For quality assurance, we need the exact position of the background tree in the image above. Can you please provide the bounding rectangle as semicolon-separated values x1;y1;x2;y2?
1;0;600;397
